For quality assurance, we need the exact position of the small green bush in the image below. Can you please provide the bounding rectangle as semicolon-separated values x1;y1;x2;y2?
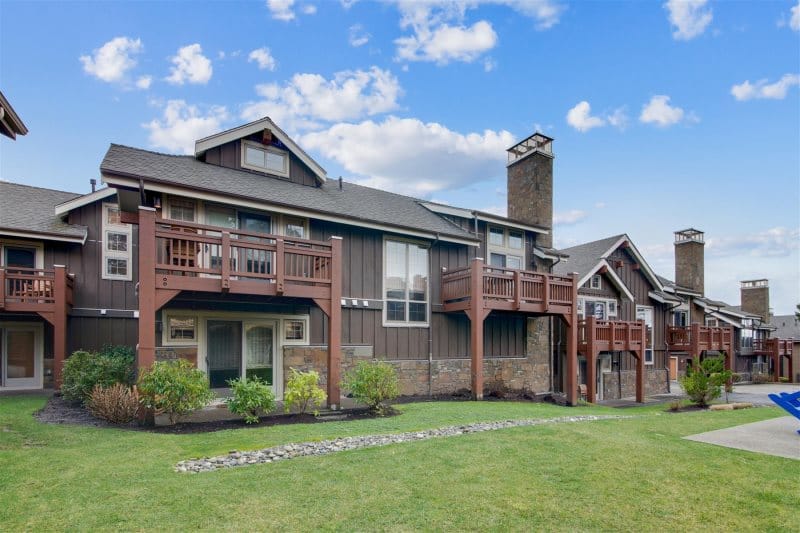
342;360;399;415
61;346;135;405
284;368;326;415
679;357;731;407
137;359;214;424
226;377;276;424
778;376;789;383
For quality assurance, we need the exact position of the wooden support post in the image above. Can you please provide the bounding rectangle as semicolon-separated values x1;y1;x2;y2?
137;207;157;372
52;265;68;389
513;270;521;310
221;231;231;291
275;238;285;295
543;273;550;312
0;268;5;309
635;347;645;404
327;237;343;408
585;316;596;403
565;273;579;406
690;322;700;365
469;257;486;400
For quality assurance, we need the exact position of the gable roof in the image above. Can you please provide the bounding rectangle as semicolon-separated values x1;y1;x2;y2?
0;181;87;243
656;274;702;296
0;91;29;140
100;144;478;245
770;315;800;339
194;117;327;183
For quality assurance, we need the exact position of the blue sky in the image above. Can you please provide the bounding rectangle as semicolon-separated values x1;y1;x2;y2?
1;0;798;313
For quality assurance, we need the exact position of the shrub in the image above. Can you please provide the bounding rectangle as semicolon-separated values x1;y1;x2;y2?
284;368;326;415
226;377;276;424
667;399;683;412
778;376;789;383
86;383;140;423
342;360;399;415
137;359;214;424
61;346;135;405
679;357;731;408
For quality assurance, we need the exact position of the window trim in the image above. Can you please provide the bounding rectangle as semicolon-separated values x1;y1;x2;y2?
382;236;430;328
636;305;655;365
487;224;527;270
162;313;198;346
101;203;132;281
577;297;619;318
589;275;602;290
282;317;309;345
241;140;290;177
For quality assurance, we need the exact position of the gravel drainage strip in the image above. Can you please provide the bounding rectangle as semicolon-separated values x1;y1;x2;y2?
176;414;630;473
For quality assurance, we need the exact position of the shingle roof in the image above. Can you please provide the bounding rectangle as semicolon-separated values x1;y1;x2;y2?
0;181;87;241
100;144;476;242
552;234;625;278
656;274;700;295
770;315;800;339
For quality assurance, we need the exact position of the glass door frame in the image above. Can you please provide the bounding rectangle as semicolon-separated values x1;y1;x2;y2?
0;322;44;390
243;319;280;398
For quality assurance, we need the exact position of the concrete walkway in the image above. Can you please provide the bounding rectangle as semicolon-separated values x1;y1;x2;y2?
727;383;800;406
684;416;800;460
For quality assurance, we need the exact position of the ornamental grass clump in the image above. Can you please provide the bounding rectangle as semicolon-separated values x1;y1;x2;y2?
342;360;399;415
284;368;326;415
137;359;214;424
225;377;276;424
86;383;140;423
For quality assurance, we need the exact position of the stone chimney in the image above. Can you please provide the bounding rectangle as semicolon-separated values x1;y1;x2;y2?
674;228;705;294
740;279;770;321
506;133;554;248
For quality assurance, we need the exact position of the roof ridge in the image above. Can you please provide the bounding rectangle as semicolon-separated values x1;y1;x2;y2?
109;143;196;159
0;179;82;197
557;233;626;253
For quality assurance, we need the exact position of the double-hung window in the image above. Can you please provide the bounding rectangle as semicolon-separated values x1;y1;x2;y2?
241;140;289;177
102;203;132;281
487;226;524;269
384;239;429;326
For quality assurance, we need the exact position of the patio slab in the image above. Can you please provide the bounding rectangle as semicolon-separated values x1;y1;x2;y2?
684;416;800;460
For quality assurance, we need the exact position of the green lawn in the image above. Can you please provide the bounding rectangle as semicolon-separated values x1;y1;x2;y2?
1;396;796;531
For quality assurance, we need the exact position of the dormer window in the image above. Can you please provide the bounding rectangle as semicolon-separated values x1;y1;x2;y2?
590;275;602;290
241;140;289;177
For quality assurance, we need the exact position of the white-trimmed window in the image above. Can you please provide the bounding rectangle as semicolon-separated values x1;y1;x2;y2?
164;315;197;345
636;305;654;365
283;318;308;344
589;275;602;290
384;239;429;326
102;203;132;281
241;140;289;177
283;216;306;239
168;197;196;222
577;297;618;319
705;317;719;327
673;310;688;327
487;225;524;269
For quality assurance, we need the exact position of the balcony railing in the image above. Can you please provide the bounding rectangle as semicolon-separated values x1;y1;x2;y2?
441;261;575;314
666;324;733;353
152;219;335;298
579;318;646;354
753;338;794;357
0;267;74;313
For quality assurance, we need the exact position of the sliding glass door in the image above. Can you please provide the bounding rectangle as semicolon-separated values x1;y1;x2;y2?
205;319;277;392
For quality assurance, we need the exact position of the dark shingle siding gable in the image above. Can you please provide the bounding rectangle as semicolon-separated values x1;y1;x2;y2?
101;144;476;242
0;181;87;240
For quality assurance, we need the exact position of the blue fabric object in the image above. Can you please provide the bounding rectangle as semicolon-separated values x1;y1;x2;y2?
769;391;800;434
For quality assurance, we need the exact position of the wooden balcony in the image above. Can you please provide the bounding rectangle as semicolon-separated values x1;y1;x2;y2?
579;318;646;355
151;218;337;300
441;263;576;315
0;267;73;316
666;324;733;354
753;338;794;357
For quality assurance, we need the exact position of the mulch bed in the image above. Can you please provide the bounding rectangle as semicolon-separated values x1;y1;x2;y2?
34;395;393;434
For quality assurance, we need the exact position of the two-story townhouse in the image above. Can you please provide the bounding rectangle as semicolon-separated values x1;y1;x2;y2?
553;234;678;402
1;119;586;405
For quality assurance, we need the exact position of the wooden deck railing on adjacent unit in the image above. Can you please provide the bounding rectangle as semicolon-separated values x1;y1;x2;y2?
152;218;335;298
441;263;575;314
753;338;794;357
578;317;646;355
666;324;733;353
0;267;74;313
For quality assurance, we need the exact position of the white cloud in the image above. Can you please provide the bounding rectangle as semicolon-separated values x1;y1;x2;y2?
607;107;629;130
248;47;277;71
664;0;712;40
706;227;800;259
79;36;143;83
791;0;800;31
396;19;498;64
501;0;566;30
135;75;152;90
731;74;800;101
566;101;605;132
553;209;589;225
166;44;213;85
267;0;295;21
302;4;317;15
639;95;687;127
483;57;497;72
241;67;402;129
300;116;515;195
341;0;359;8
349;24;371;47
480;205;507;216
143;100;228;155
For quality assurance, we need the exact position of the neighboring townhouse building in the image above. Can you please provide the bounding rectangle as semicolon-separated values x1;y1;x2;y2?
554;234;679;402
0;90;28;140
1;119;591;405
769;314;799;382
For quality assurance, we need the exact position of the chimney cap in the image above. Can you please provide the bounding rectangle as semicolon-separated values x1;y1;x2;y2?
741;279;769;289
506;132;554;165
674;228;704;244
